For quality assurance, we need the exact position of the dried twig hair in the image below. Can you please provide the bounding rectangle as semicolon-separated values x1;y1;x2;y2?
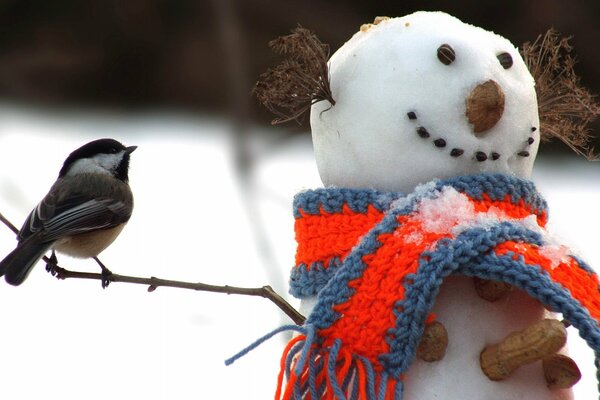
253;26;335;125
522;29;600;159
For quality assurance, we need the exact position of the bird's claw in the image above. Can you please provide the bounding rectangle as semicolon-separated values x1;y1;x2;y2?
45;251;59;276
94;257;113;289
101;268;113;289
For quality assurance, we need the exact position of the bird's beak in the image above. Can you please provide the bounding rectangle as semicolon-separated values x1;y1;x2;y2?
125;145;138;154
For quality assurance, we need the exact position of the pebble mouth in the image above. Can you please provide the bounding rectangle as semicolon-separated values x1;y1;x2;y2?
406;111;536;162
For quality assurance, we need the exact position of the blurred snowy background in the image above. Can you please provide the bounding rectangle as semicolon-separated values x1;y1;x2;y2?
0;1;599;399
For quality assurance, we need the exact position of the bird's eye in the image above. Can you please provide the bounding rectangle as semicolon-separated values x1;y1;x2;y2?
437;44;455;65
109;148;119;154
497;52;513;69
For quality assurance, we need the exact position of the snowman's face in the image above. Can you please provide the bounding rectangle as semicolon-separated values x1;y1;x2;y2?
310;12;540;192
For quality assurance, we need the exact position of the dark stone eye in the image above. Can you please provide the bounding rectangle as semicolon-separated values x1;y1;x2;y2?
450;148;464;157
437;44;455;65
497;52;513;69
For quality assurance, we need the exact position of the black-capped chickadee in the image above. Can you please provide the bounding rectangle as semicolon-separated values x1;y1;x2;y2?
0;138;136;286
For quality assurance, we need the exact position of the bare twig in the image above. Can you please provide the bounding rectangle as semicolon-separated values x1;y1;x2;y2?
0;211;17;235
57;268;305;325
0;210;306;325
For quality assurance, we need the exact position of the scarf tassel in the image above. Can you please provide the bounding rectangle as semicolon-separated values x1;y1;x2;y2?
226;324;404;400
276;329;404;400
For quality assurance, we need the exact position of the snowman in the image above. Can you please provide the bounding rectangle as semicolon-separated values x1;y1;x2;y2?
239;11;600;400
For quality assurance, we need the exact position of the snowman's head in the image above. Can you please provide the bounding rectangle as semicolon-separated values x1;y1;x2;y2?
311;12;540;192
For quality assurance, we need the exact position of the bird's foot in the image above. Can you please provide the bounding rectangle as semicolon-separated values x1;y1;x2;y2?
45;251;59;276
93;257;113;289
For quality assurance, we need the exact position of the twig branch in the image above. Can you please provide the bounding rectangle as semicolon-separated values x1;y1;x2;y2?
0;211;18;235
0;210;306;325
57;267;306;325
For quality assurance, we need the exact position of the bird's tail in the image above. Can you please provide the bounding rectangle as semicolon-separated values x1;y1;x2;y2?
0;239;52;286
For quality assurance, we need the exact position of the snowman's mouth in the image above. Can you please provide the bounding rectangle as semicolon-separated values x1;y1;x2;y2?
406;111;536;162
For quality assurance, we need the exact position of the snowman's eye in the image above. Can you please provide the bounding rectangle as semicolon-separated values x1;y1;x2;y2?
497;52;513;69
437;44;455;65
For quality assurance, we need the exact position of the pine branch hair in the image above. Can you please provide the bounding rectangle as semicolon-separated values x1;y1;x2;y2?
522;28;600;159
253;26;335;125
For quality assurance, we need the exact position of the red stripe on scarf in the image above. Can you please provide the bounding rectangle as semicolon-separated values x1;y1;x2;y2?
495;241;600;324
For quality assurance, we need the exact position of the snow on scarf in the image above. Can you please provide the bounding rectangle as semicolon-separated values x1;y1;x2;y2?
227;173;600;400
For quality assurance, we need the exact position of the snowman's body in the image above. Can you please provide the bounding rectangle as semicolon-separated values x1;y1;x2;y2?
403;277;571;400
302;12;572;400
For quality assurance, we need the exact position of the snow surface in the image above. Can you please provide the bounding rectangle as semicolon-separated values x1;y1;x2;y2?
311;12;539;193
0;105;598;399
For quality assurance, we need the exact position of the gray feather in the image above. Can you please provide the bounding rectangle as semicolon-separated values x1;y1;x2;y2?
0;239;53;286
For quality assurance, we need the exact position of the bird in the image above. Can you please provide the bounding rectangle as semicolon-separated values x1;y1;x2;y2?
0;138;137;287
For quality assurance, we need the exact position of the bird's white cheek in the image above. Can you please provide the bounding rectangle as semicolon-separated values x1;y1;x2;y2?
65;152;125;177
94;152;125;171
66;158;113;177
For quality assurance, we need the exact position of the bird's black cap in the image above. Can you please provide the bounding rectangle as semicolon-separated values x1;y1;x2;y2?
59;138;136;181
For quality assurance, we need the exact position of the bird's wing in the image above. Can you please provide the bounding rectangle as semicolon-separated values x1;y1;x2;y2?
18;192;131;243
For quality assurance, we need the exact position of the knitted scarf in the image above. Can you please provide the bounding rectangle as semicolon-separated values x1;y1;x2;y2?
228;173;600;400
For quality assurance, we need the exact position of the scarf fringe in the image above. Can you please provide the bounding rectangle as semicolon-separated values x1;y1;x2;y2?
226;324;404;400
277;326;404;400
225;324;308;367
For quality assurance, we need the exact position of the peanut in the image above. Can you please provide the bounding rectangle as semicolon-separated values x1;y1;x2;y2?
473;277;513;302
417;321;448;362
543;354;581;389
373;16;390;25
480;319;567;380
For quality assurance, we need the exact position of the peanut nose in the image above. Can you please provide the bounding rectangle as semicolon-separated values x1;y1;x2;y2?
465;80;505;134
